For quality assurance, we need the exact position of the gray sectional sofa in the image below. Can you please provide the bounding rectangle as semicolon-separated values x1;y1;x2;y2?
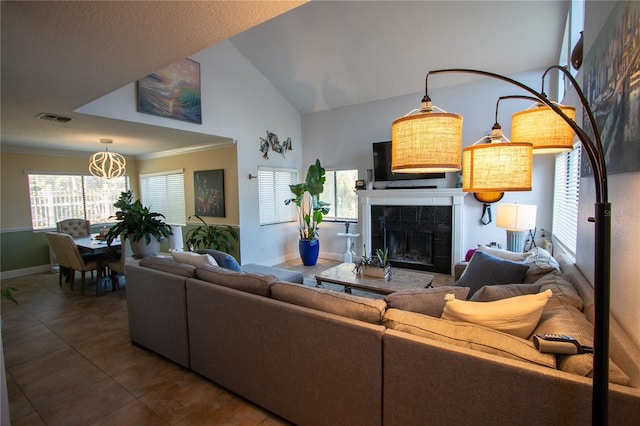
125;250;640;426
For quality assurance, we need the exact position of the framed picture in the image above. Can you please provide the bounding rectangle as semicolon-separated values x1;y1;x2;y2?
194;169;225;217
137;58;202;124
581;1;639;175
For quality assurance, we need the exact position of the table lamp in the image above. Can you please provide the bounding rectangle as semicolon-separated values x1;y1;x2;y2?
496;204;537;252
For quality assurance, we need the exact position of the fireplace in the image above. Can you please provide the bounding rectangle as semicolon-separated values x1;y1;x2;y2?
358;189;466;275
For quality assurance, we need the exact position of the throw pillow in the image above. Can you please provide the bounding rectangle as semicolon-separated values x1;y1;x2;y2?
470;283;542;302
441;289;552;339
383;308;556;369
522;247;561;283
384;286;470;317
171;251;218;267
454;251;529;297
477;245;529;261
196;249;242;271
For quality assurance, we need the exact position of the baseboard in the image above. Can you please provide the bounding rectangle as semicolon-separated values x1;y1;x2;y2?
1;264;52;280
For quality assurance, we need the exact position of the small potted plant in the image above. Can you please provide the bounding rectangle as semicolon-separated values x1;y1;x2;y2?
105;190;172;258
354;246;391;280
185;215;238;253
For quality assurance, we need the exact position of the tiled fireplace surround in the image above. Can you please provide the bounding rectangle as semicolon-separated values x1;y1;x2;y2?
358;189;466;275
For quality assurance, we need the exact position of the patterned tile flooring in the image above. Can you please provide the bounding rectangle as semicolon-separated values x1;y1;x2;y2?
1;259;452;425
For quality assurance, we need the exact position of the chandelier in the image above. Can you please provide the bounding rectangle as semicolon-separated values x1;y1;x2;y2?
89;139;126;179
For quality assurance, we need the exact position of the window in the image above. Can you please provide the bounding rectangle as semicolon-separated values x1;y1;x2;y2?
258;167;297;225
321;169;359;221
139;170;186;226
28;173;129;230
552;142;581;258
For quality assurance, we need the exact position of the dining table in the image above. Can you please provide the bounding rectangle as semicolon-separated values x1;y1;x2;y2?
74;234;121;296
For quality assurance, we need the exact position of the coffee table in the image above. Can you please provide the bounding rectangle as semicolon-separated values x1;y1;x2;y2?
315;263;434;295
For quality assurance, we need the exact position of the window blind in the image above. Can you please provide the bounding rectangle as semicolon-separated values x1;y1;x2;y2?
321;169;358;221
552;143;581;258
258;167;297;225
140;170;186;226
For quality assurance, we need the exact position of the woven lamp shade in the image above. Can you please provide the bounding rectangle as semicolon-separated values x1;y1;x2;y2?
391;112;463;173
511;105;575;154
462;142;533;192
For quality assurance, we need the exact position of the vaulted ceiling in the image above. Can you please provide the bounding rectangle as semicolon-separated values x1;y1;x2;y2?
1;0;569;157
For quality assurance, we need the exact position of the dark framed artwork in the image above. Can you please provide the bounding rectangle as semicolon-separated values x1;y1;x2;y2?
194;170;225;217
137;58;202;124
581;1;639;175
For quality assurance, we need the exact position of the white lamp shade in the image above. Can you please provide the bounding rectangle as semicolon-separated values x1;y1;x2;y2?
169;225;184;251
391;112;463;173
496;204;537;231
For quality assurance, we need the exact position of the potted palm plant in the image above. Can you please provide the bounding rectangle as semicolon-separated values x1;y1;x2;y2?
105;190;172;258
185;215;238;252
284;159;330;266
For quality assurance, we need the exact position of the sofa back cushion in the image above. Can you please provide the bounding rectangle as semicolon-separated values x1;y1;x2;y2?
271;282;387;324
196;264;276;297
384;286;469;317
383;308;556;368
139;256;196;278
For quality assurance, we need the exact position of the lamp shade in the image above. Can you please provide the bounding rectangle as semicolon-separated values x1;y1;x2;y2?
391;112;463;173
89;139;126;179
511;105;575;154
462;142;532;192
496;203;537;230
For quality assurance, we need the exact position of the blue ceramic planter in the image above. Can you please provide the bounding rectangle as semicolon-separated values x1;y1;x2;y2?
299;239;320;266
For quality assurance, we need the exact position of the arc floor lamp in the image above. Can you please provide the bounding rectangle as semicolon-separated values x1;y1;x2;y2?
392;66;610;426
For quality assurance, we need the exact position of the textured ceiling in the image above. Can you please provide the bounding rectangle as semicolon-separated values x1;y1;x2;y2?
1;0;569;157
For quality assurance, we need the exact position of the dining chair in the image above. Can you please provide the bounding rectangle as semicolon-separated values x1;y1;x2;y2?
46;232;73;289
56;218;91;238
46;232;99;295
106;235;131;290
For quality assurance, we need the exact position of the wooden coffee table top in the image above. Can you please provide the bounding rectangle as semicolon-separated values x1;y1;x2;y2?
315;263;434;295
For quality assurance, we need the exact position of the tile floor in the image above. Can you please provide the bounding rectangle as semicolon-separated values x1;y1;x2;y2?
1;258;452;425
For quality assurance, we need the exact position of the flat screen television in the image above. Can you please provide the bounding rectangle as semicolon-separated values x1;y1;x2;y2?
372;141;445;181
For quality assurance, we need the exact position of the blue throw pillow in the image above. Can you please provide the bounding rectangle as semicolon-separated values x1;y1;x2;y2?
455;251;529;298
196;249;241;271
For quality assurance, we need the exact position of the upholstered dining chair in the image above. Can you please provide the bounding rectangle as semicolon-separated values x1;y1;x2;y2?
106;235;131;290
56;218;91;238
46;232;99;295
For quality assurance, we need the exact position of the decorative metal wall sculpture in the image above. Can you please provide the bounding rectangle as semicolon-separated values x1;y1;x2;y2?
259;131;292;159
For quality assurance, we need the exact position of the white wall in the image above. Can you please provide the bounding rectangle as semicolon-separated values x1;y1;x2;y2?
577;0;640;349
302;70;555;261
78;40;303;265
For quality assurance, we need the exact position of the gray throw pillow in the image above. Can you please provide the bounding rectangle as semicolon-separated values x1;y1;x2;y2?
385;286;470;317
455;251;529;297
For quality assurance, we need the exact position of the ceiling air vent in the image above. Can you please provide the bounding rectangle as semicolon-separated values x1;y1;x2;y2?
35;112;72;123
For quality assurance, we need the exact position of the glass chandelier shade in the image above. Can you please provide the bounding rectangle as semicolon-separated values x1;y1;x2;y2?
89;140;126;179
462;142;533;192
511;105;576;154
391;112;463;173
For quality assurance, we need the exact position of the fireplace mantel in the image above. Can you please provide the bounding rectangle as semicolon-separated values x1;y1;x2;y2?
358;188;467;275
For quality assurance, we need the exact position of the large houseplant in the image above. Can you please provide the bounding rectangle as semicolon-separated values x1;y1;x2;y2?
284;159;330;265
105;190;172;258
185;215;238;253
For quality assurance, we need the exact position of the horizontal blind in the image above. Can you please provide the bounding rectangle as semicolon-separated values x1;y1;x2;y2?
140;170;186;226
321;169;358;220
552;143;581;257
258;167;297;225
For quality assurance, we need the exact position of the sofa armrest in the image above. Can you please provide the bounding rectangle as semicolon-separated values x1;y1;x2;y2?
454;261;468;281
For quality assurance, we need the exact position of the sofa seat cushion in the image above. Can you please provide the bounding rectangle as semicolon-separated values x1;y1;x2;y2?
139;256;197;278
271;282;387;324
196;264;277;297
442;290;552;339
383;308;556;369
384;286;470;317
455;251;529;297
241;264;304;284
